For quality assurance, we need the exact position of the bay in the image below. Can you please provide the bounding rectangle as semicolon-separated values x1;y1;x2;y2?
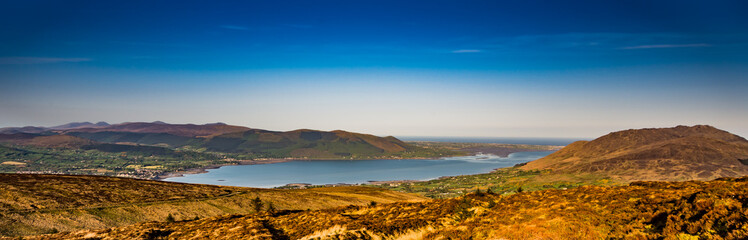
396;136;585;146
164;151;555;188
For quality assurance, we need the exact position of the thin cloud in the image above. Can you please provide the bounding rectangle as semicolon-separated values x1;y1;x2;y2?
220;25;249;31
0;57;92;64
452;49;482;53
620;43;712;50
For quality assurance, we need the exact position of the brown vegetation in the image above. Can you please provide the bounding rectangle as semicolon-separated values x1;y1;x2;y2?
22;176;748;239
62;122;250;137
0;174;425;237
0;135;94;149
521;125;748;181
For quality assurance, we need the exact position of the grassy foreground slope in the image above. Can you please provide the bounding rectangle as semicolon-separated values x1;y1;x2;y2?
0;174;425;237
26;177;748;240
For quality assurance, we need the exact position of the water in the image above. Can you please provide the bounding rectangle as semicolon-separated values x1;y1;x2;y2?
165;151;554;188
396;136;585;146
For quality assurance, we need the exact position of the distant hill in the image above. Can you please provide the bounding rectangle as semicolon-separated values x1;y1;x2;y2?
0;133;94;148
49;121;109;130
198;129;411;158
0;173;425;237
0;121;110;134
0;122;449;179
0;121;417;158
0;126;49;134
60;122;415;158
25;176;748;239
62;121;250;137
520;125;748;181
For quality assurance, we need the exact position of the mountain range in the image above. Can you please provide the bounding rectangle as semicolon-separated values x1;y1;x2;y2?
0;121;415;159
0;121;110;134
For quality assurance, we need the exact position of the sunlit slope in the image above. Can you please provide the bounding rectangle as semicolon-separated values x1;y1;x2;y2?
521;125;748;181
25;177;748;239
0;174;425;237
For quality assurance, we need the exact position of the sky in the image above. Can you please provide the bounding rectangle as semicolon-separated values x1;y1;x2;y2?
1;0;747;138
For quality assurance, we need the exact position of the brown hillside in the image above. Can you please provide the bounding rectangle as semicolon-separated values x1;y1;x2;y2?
63;122;250;137
0;134;93;148
0;174;425;237
0;127;48;134
0;133;39;142
521;125;748;181
21;135;94;148
25;177;748;240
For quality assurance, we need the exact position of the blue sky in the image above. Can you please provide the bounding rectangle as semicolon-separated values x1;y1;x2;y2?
1;0;747;138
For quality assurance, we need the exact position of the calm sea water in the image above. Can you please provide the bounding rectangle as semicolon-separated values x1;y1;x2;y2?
165;151;555;188
396;136;585;146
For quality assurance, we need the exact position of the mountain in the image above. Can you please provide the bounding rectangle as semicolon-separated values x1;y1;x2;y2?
0;133;94;148
61;122;414;158
0;122;110;134
520;125;748;181
62;121;250;137
198;129;411;157
0;126;49;134
0;122;440;179
49;121;109;130
0;173;425;237
24;176;748;239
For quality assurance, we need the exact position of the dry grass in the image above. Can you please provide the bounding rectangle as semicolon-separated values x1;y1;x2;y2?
23;176;748;240
0;174;425;237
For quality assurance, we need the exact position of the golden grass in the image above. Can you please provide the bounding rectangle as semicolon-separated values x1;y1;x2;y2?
0;174;424;237
23;176;748;240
